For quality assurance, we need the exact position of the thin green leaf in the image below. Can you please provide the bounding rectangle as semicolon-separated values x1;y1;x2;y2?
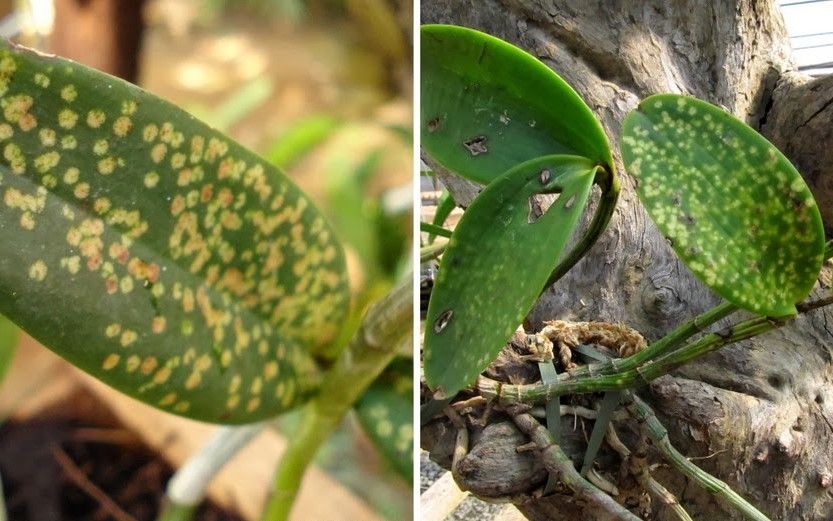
423;155;597;396
265;114;341;170
421;24;613;185
0;41;349;423
0;315;18;384
621;94;824;317
355;359;413;482
426;190;455;245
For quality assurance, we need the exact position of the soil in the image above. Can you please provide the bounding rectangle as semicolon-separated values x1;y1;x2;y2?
0;386;243;521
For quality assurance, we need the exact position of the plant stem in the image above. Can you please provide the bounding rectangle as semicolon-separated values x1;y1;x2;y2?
260;276;412;521
156;503;196;521
0;470;6;521
420;221;453;239
508;405;641;521
625;392;772;521
544;165;619;290
420;242;447;262
478;314;780;404
156;424;267;521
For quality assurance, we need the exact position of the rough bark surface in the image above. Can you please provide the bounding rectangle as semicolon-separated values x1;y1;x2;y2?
420;1;833;520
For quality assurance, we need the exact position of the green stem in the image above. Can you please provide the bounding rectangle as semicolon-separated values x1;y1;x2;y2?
478;314;780;404
420;221;453;239
156;503;197;521
567;301;738;381
0;470;6;521
626;393;772;521
420;242;446;262
543;165;619;290
260;276;412;521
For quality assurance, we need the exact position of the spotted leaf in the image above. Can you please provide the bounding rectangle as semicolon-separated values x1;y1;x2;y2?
621;94;824;317
423;155;597;396
0;41;349;423
354;359;412;482
421;24;613;185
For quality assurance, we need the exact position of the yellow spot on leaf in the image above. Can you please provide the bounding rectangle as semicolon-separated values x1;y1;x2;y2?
246;397;261;413
61;85;77;102
4;143;25;173
28;260;47;281
58;108;78;129
86;109;105;128
143;171;159;188
151;316;167;334
93;139;108;155
185;372;201;390
73;182;90;199
18;113;36;131
113;116;132;137
63;167;79;184
158;393;176;406
97;156;116;175
102;354;120;370
39;128;56;147
173;401;190;413
105;323;122;337
126;355;141;372
263;361;278;380
120;329;138;347
34;151;60;173
153;366;171;384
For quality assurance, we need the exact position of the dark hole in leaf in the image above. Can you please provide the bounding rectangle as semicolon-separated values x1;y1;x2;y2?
527;195;544;224
427;116;442;132
527;192;562;224
462;135;488;156
680;213;696;227
433;309;454;333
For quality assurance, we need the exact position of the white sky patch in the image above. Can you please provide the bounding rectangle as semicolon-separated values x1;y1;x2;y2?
780;0;833;76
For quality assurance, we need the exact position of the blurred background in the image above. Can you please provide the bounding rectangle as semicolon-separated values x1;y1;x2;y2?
0;1;412;520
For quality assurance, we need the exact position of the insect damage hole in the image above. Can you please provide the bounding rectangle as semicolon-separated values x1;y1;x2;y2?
462;135;488;156
528;192;562;224
433;309;454;333
427;116;442;132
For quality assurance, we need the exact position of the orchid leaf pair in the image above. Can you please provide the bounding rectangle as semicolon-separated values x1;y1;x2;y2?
421;24;825;398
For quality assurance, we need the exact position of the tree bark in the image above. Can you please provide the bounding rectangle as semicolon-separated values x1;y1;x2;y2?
50;0;146;82
420;1;833;520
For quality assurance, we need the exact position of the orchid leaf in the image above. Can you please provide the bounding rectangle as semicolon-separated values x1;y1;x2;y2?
423;155;597;396
355;359;413;482
421;24;613;185
0;41;349;423
621;94;824;317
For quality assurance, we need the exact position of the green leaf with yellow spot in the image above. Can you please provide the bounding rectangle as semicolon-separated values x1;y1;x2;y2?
421;24;613;185
423;155;598;396
621;94;825;317
0;41;349;423
354;359;412;482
